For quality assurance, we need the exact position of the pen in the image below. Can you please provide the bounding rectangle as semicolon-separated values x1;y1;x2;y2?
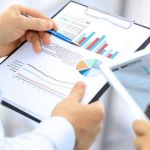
48;29;79;46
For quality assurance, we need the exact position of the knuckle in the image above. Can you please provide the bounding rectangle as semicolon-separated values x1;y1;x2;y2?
18;16;24;24
68;94;77;101
71;92;81;100
78;91;84;98
11;16;25;31
36;19;43;28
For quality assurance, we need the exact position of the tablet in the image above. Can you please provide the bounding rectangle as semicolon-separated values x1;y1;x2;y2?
100;49;150;120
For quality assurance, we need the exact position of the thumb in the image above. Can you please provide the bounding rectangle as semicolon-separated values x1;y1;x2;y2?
68;81;85;103
20;16;55;31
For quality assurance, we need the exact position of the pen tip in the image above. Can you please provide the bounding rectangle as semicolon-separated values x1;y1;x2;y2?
74;42;80;46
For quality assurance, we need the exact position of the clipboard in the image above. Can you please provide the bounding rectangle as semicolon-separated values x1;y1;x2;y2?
1;1;150;122
52;1;150;30
51;0;150;99
52;1;150;53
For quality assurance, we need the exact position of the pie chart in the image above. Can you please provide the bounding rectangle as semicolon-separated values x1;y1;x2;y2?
76;59;101;77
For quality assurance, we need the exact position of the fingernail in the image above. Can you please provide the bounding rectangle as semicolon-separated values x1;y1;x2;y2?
76;81;85;88
46;21;53;29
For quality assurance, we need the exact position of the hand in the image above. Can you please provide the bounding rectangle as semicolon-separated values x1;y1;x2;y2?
133;120;150;150
52;82;104;150
0;4;57;58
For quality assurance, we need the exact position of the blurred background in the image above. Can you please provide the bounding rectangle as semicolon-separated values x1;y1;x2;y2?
0;0;150;26
0;1;149;150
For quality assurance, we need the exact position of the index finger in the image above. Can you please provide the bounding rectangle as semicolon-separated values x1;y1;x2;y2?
16;5;58;31
17;5;49;19
19;5;58;31
68;81;85;103
48;19;58;31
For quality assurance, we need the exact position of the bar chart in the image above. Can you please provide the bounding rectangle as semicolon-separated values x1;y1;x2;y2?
75;31;119;60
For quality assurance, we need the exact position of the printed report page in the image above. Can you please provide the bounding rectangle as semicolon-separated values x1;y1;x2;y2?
53;2;150;61
0;37;107;120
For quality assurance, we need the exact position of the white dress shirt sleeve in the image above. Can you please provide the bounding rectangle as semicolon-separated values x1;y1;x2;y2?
0;116;76;150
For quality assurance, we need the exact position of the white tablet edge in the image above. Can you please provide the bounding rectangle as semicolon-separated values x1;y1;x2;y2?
100;49;150;120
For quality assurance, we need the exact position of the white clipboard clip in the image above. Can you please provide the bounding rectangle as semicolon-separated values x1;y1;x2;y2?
85;7;133;29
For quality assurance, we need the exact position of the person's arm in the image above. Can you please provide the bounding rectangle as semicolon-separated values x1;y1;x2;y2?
133;120;150;150
0;117;75;150
0;5;104;150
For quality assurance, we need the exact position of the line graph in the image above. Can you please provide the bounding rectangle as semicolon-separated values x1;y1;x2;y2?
23;68;71;89
15;74;65;99
13;64;74;98
27;64;74;85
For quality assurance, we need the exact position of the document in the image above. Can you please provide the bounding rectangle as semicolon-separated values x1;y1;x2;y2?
53;2;150;61
0;1;149;121
0;37;107;120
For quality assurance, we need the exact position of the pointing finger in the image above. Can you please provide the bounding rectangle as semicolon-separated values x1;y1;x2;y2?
68;81;85;103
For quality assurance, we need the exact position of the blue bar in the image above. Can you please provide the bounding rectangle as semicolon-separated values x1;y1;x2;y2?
80;32;96;46
100;50;106;55
111;52;119;59
85;42;92;49
90;35;106;51
104;50;113;57
94;41;107;53
76;33;86;43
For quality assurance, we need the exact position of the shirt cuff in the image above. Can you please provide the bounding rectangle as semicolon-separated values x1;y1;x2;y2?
33;116;76;150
